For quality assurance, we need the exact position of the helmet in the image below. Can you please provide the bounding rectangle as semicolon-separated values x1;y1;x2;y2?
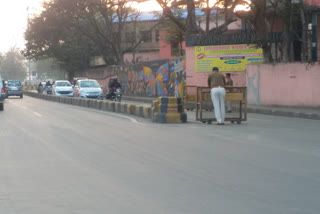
113;76;118;80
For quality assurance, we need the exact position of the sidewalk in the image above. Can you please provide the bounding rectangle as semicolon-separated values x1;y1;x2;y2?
122;95;320;120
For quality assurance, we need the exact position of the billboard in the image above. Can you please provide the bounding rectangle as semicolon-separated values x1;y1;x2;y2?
195;44;263;72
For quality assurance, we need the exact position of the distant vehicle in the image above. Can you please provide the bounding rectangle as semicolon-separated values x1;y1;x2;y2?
0;75;5;111
6;80;23;99
45;85;52;95
106;87;122;102
2;80;8;98
74;79;103;99
53;80;74;97
72;77;88;86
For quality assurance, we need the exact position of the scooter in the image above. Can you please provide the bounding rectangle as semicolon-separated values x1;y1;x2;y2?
46;86;52;95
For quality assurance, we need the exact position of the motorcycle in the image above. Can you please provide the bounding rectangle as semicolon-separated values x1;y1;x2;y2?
46;85;52;95
106;87;121;102
37;85;44;94
113;88;122;102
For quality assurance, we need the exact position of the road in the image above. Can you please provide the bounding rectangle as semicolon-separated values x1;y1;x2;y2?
0;96;319;214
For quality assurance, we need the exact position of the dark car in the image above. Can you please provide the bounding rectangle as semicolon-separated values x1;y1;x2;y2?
6;80;23;98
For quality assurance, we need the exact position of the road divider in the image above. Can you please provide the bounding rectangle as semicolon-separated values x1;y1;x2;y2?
23;91;187;123
152;97;187;123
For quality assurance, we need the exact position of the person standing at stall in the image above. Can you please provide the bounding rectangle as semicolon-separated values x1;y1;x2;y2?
225;73;233;113
208;67;226;125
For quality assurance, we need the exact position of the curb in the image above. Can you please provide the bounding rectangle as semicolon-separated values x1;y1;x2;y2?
23;91;153;120
122;95;155;104
247;107;320;120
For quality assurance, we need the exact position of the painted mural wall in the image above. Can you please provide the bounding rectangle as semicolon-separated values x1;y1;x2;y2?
120;57;186;97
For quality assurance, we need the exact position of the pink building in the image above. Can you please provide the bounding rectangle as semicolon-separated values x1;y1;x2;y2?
305;0;320;5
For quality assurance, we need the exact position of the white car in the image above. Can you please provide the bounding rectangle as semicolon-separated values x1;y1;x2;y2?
53;80;74;97
74;79;103;99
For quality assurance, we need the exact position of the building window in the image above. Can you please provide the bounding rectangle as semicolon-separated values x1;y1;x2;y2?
155;30;160;42
171;41;179;56
140;30;152;42
126;31;136;43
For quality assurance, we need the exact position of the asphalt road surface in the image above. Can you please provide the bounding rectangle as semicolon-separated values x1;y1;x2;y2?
0;96;319;214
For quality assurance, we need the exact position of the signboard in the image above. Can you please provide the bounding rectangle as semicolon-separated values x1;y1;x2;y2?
195;44;263;72
174;61;184;73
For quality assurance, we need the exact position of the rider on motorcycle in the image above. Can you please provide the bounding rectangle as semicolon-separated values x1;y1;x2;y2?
45;81;52;87
45;81;52;94
38;82;44;93
107;77;121;99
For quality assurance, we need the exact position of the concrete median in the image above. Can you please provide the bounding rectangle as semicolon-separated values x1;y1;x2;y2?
152;97;187;123
24;91;185;123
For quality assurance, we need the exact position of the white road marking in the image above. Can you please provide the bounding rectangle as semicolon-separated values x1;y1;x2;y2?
33;112;42;117
70;105;146;126
104;112;145;125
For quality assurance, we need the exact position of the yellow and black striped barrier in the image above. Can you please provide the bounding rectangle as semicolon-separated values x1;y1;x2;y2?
152;97;187;123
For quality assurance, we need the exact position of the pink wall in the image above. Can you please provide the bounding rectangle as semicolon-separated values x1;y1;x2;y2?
159;31;186;59
305;0;320;6
123;51;160;64
318;15;320;61
185;47;246;87
247;63;320;107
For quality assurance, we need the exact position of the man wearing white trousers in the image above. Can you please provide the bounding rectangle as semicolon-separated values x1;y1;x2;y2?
208;67;226;125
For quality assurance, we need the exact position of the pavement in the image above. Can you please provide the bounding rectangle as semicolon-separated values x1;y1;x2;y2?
123;95;320;120
0;96;320;214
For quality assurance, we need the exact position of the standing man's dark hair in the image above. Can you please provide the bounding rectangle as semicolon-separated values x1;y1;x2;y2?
226;73;231;78
212;67;219;72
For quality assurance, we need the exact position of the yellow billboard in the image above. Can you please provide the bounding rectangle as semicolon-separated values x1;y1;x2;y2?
195;44;263;72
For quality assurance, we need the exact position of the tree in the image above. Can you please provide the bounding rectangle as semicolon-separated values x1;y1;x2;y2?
236;0;308;62
23;0;100;77
23;0;148;77
34;59;65;81
156;0;248;35
159;11;186;57
0;48;27;81
235;0;274;62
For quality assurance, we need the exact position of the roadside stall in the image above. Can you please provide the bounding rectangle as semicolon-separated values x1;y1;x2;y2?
184;86;247;124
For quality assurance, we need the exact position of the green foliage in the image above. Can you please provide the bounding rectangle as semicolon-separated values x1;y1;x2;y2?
23;0;99;73
34;59;65;81
159;10;185;56
23;0;141;75
0;48;27;81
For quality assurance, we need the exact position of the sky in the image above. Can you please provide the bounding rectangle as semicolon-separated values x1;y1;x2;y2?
0;0;248;54
0;0;163;54
0;0;46;53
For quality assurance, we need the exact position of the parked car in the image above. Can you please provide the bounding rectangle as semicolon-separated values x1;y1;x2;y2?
74;79;103;99
53;80;74;97
0;76;5;111
6;80;23;98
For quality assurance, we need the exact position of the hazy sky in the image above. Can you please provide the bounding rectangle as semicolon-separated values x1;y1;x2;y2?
0;0;163;54
0;0;46;53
